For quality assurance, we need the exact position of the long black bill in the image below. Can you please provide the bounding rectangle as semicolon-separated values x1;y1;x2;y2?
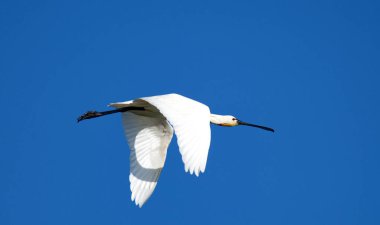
237;120;275;132
77;106;144;123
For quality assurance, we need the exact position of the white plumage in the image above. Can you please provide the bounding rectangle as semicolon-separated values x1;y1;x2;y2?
109;94;211;207
78;93;274;207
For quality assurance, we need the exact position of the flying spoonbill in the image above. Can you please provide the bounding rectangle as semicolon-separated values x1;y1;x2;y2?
78;93;274;207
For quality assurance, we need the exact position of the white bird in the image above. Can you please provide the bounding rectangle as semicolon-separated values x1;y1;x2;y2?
78;93;274;207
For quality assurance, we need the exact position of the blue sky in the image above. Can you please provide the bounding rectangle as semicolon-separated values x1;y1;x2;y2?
1;0;379;224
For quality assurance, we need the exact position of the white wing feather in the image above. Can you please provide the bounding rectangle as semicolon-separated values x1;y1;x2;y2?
141;94;211;176
109;93;211;207
122;112;173;207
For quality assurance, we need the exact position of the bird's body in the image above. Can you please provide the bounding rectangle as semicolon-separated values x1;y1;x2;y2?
78;93;273;207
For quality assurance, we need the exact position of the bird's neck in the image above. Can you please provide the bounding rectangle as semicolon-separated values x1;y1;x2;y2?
210;114;228;125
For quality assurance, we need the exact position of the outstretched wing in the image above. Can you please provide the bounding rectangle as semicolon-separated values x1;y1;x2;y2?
121;112;173;207
141;94;211;176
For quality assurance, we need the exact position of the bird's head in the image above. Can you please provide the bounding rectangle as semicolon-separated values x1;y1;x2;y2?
210;114;274;132
210;115;239;127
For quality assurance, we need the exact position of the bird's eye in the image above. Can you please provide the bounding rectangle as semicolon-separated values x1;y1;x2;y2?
232;118;237;121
